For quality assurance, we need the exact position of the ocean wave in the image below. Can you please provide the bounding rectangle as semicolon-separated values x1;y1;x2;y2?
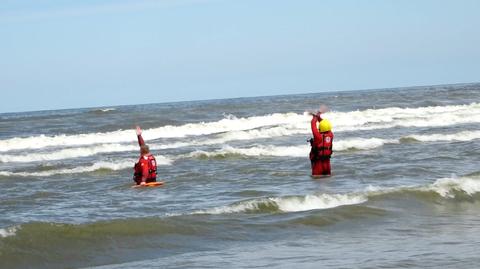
426;177;480;198
194;193;368;214
0;132;134;153
1;175;479;269
195;175;480;215
0;141;194;164
0;217;211;269
188;145;309;158
217;125;305;141
98;108;116;113
0;144;138;163
331;102;480;132
1;102;478;152
0;137;392;175
0;157;172;177
0;226;18;238
188;138;396;158
365;175;480;199
1;126;478;165
335;138;398;151
0;112;303;152
2;125;479;164
89;108;117;114
404;130;480;142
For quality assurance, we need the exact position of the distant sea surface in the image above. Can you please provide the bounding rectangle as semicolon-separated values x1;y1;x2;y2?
1;84;480;269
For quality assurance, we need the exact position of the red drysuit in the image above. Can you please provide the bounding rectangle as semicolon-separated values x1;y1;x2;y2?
133;134;157;184
309;116;334;176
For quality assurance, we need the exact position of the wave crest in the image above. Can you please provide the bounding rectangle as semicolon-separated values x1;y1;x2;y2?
0;226;18;238
1;102;478;152
0;157;172;177
196;174;480;215
195;193;368;214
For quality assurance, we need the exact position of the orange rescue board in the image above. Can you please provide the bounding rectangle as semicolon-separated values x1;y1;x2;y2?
132;181;165;188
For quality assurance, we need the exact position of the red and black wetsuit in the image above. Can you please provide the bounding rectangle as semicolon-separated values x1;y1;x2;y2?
133;134;157;185
310;116;334;176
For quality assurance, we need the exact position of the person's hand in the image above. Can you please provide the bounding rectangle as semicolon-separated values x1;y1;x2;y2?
318;105;329;113
140;181;146;186
135;126;142;136
308;111;322;119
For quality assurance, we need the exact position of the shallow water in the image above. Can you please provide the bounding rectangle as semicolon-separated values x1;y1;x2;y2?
1;83;480;268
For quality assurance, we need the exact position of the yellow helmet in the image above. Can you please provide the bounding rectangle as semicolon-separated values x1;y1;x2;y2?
318;119;332;132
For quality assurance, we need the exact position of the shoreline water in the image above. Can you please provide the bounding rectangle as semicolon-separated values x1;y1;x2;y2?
1;83;480;268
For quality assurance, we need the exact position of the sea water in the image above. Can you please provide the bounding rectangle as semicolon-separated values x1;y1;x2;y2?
1;84;479;268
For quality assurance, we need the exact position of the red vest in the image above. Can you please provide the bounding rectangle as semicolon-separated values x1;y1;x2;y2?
134;154;157;180
310;131;333;160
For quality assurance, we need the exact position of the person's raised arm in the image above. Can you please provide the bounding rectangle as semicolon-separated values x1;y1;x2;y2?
136;126;145;147
311;115;322;141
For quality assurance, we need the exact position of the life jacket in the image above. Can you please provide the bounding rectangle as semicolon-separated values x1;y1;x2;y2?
309;131;333;161
133;154;157;180
146;155;157;179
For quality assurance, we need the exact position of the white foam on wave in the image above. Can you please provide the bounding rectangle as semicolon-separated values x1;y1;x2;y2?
0;144;138;163
405;130;480;142
195;174;480;216
0;157;172;177
0;226;18;238
194;199;271;214
331;102;480;132
195;193;368;214
0;142;191;163
0;113;303;152
0;161;133;177
0;132;134;152
0;137;395;175
217;125;305;141
188;137;396;158
99;108;116;112
3;126;480;164
334;138;398;151
188;127;480;159
1;102;478;153
426;176;480;198
188;145;309;158
272;193;368;212
365;175;480;199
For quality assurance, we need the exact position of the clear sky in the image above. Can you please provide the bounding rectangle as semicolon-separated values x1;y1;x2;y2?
1;0;479;113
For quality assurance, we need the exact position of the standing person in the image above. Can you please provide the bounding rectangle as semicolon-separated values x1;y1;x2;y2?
309;111;334;177
133;126;157;185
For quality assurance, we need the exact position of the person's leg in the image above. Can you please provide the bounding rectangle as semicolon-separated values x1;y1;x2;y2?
312;160;324;176
322;159;331;176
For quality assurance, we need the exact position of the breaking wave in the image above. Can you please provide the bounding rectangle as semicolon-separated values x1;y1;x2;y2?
2;126;479;164
188;138;398;158
404;130;480;142
195;193;368;214
195;174;480;215
88;108;117;114
331;102;480;132
0;144;138;163
0;157;172;177
0;226;18;238
0;102;478;152
188;145;309;158
0;113;303;152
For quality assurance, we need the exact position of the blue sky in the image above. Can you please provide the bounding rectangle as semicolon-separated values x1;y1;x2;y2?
1;0;479;113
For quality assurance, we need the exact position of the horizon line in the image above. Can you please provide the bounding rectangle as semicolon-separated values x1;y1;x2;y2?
1;81;478;115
